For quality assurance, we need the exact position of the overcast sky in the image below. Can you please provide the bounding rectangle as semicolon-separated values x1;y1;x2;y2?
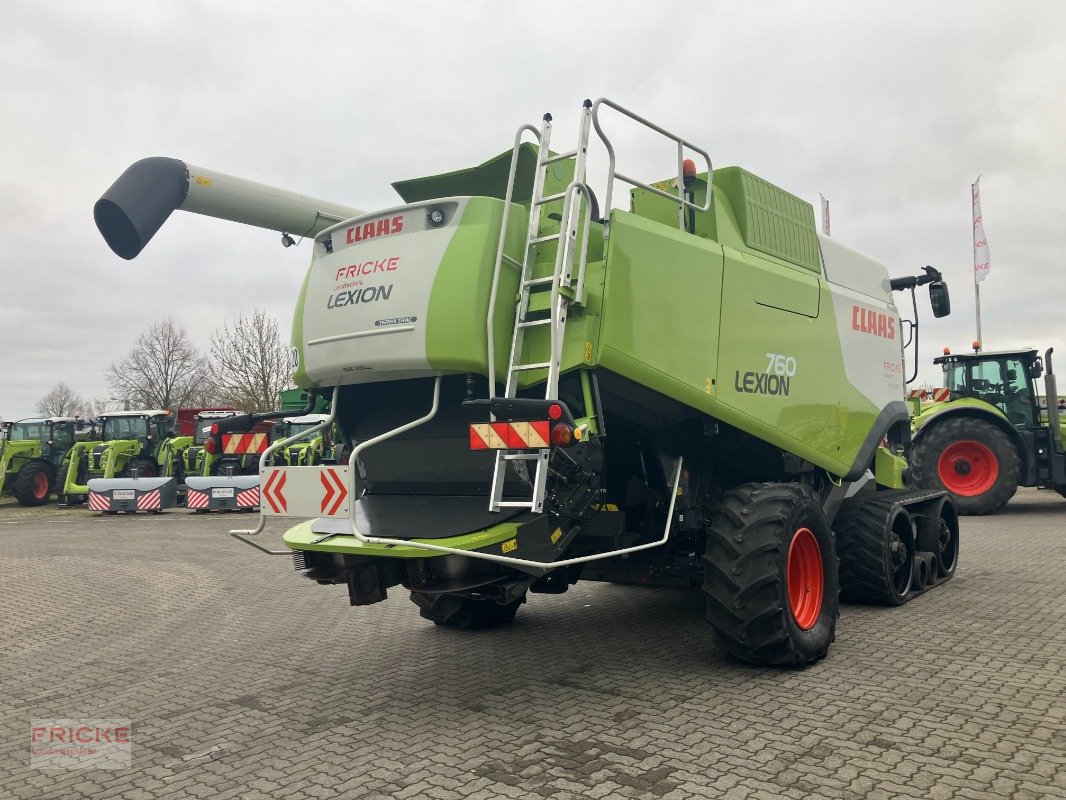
3;1;1065;419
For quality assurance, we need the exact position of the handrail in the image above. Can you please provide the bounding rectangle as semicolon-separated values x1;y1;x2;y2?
331;456;683;570
486;123;543;399
590;97;713;231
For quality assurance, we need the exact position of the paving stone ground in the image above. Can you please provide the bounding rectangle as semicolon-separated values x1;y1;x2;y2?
0;488;1063;799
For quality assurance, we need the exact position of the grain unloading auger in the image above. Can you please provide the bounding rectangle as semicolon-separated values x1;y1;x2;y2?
96;97;960;667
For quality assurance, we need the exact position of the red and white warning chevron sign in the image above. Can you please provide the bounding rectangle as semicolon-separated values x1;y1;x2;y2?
320;468;348;515
236;486;260;508
260;466;349;518
222;432;269;455
930;387;950;402
470;421;551;450
908;389;927;399
262;469;288;514
88;491;110;511
186;489;209;509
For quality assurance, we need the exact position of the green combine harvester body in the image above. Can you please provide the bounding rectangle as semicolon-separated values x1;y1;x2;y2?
0;417;96;506
95;97;959;666
909;347;1065;514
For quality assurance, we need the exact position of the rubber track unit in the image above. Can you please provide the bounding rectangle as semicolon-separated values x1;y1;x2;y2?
911;416;1020;515
703;482;839;668
835;488;953;605
13;460;52;507
410;592;526;630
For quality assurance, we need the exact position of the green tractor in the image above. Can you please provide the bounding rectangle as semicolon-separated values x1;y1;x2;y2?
61;410;191;506
273;414;331;466
909;347;1065;514
0;417;97;506
96;96;960;667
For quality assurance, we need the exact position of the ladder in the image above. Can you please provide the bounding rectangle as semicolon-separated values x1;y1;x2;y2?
489;100;594;513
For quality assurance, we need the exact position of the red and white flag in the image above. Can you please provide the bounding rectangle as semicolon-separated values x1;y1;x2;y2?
972;178;990;283
820;194;830;236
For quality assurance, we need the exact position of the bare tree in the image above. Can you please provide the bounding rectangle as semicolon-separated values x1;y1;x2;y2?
35;382;86;417
106;318;209;411
209;309;294;413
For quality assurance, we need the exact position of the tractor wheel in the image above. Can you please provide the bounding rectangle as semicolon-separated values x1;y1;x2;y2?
835;497;916;605
124;458;159;479
13;461;53;506
911;417;1020;515
410;591;526;630
703;482;839;668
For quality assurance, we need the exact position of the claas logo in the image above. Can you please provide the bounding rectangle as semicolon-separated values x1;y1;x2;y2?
345;215;404;245
852;305;896;340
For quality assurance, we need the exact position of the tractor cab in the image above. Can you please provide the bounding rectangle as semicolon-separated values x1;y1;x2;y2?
934;349;1042;427
8;417;90;465
274;414;331;466
98;410;171;448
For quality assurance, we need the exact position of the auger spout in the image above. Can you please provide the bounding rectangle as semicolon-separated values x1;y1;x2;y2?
94;157;363;259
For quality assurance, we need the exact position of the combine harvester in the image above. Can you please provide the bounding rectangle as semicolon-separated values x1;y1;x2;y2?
95;97;959;666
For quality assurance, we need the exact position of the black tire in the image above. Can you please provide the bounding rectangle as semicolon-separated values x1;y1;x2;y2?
124;458;159;479
835;497;915;605
410;592;525;629
910;417;1020;515
703;482;839;668
13;461;53;506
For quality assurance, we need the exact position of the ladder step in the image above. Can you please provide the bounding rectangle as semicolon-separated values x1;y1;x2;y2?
512;362;551;371
530;233;560;244
517;318;551;328
503;453;543;460
543;150;577;166
522;276;554;288
496;500;536;508
533;192;567;207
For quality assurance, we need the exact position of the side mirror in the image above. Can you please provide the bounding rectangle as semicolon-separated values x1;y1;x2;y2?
1029;358;1044;379
929;281;951;318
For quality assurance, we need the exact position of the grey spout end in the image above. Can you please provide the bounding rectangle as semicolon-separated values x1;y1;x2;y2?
94;157;190;260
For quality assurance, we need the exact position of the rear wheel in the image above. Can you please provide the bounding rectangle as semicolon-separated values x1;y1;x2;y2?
14;461;53;506
703;482;839;667
835;498;915;605
911;417;1019;515
410;591;525;629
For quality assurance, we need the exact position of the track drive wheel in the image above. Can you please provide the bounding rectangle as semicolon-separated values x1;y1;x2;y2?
410;592;526;630
835;498;916;605
703;482;839;668
14;461;53;506
911;417;1019;515
125;458;159;479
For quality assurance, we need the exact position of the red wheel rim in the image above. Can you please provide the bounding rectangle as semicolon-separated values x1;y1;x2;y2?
33;472;48;500
937;440;998;496
787;527;824;630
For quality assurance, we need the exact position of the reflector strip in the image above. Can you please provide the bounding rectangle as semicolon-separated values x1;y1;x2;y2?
186;490;210;509
931;388;950;402
469;420;551;450
235;486;261;508
222;433;268;455
88;492;111;511
137;489;161;510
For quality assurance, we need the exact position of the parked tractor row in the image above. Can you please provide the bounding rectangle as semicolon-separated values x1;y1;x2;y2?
0;406;338;510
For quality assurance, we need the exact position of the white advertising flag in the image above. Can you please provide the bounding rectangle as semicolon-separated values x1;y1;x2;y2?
820;194;830;236
972;178;990;283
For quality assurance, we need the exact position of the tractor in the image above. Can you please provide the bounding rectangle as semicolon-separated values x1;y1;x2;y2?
0;417;97;506
95;97;960;667
273;414;331;466
61;410;191;508
909;346;1065;513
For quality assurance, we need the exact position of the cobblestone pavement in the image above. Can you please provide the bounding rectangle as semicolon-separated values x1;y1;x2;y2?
1;488;1063;799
